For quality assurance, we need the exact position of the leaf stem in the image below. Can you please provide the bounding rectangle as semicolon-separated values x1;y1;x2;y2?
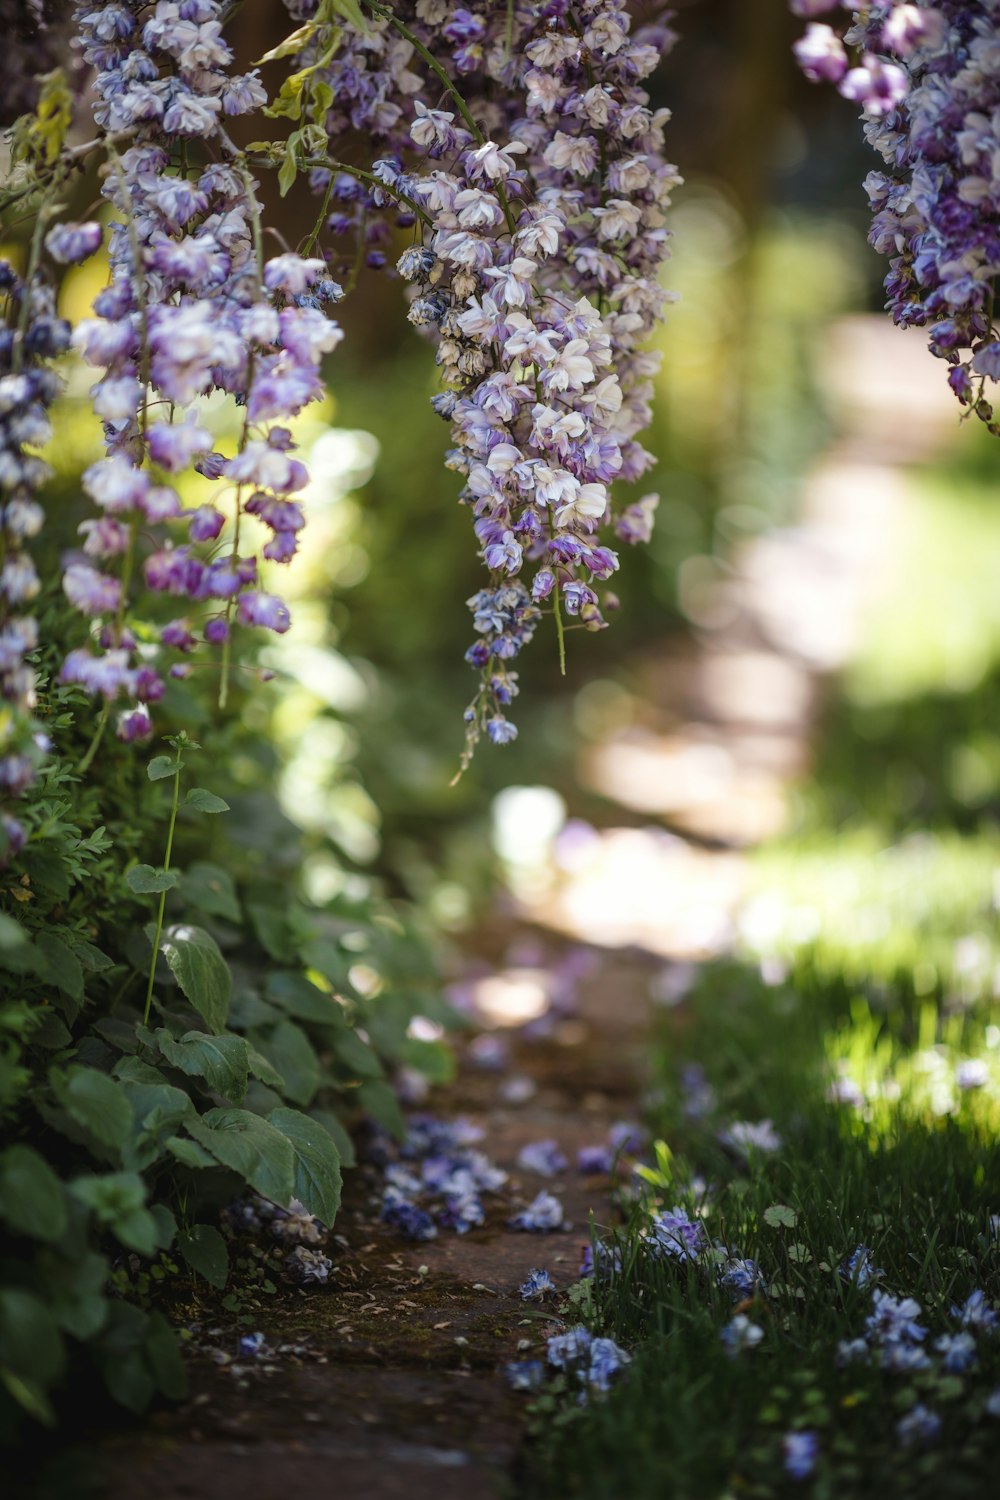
143;760;181;1026
553;586;567;677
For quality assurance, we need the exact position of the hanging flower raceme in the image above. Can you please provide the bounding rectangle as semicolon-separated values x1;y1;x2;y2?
0;259;68;856
790;2;1000;430
284;0;679;760
62;0;343;733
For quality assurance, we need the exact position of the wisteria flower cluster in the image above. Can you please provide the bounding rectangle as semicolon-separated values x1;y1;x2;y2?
791;2;1000;429
287;0;679;756
58;0;344;741
0;258;65;855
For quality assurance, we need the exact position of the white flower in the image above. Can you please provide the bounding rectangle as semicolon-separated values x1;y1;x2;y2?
466;139;528;181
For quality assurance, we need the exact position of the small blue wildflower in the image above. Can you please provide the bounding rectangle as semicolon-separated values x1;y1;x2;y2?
381;1187;438;1242
587;1336;630;1392
896;1403;941;1448
517;1139;569;1177
520;1268;557;1301
952;1289;998;1334
647;1206;706;1262
866;1291;926;1345
285;1247;332;1284
439;1189;485;1234
840;1245;883;1288
546;1325;594;1370
577;1144;614;1175
384;1163;423;1196
986;1388;1000;1417
509;1191;564;1232
720;1257;762;1300
505;1359;545;1391
934;1332;978;1373
836;1338;869;1367
879;1341;932;1373
467;1033;509;1070
721;1314;764;1357
239;1332;267;1357
680;1063;716;1120
718;1119;782;1157
608;1121;645;1154
955;1058;989;1090
782;1431;819;1480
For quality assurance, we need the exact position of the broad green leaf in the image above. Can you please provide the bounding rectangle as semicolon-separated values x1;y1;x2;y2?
147;754;181;781
332;1027;384;1080
309;1108;356;1168
763;1203;798;1229
164;1136;216;1170
185;787;229;814
261;1019;320;1106
177;1225;229;1289
41;1249;110;1339
188;1109;294;1205
269;1106;342;1226
256;23;317;65
155;1029;249;1104
180;862;241;922
398;1037;455;1085
126;863;179;894
246;1043;285;1091
49;1064;133;1149
0;1289;64;1385
115;1056;196;1134
0;1145;68;1242
145;1311;187;1400
160;924;231;1033
69;1172;160;1254
36;933;84;999
357;1079;406;1140
0;1369;55;1426
265;970;346;1025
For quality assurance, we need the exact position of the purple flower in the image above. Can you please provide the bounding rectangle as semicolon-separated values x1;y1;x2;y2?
519;1267;557;1300
782;1431;819;1480
793;24;848;84
505;1359;545;1391
577;1144;613;1175
647;1206;705;1262
896;1403;940;1448
45;221;103;265
236;591;291;633
839;1245;883;1288
509;1190;564;1232
721;1314;764;1357
517;1139;568;1177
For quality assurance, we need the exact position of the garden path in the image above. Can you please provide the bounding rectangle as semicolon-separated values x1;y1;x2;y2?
84;320;959;1500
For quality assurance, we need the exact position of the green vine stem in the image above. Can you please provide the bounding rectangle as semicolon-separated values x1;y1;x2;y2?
143;756;182;1026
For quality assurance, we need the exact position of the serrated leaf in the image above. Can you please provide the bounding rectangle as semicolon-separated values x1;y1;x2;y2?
0;1145;68;1242
36;933;84;999
155;1030;249;1104
164;1136;217;1169
185;787;229;814
246;1043;285;1091
147;755;181;781
126;863;180;894
763;1203;798;1229
187;1109;295;1205
177;1225;229;1289
269;1107;342;1226
160;924;231;1033
309;1108;356;1167
49;1064;133;1149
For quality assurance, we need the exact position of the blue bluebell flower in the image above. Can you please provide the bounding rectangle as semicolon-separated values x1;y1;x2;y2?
782;1431;819;1480
720;1257;763;1300
509;1190;564;1232
239;1332;267;1357
721;1315;764;1357
517;1139;568;1176
285;1247;332;1284
879;1342;932;1374
647;1207;706;1261
835;1338;869;1367
896;1403;941;1448
840;1245;883;1288
586;1336;630;1392
934;1333;978;1374
952;1289;998;1335
505;1359;545;1391
381;1187;438;1242
546;1325;594;1370
866;1291;926;1346
608;1121;645;1154
577;1144;614;1174
520;1268;557;1301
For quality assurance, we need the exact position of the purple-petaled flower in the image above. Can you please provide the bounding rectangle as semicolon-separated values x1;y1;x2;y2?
720;1257;762;1300
721;1314;764;1357
577;1144;614;1175
188;505;226;542
116;706;152;742
839;1245;883;1289
509;1191;564;1232
866;1291;926;1346
793;24;847;84
517;1139;568;1177
236;591;291;634
147;419;214;472
45;221;103;265
608;1122;644;1154
505;1359;545;1391
951;1290;998;1335
719;1119;782;1157
519;1267;557;1301
238;1332;267;1358
839;54;908;115
882;5;946;57
782;1431;819;1480
285;1246;332;1284
896;1403;941;1448
934;1332;978;1374
381;1187;438;1242
63;562;122;617
546;1325;593;1370
836;1337;869;1367
647;1206;706;1262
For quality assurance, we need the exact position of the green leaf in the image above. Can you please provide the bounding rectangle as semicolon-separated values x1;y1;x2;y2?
160;924;231;1033
269;1107;342;1226
763;1203;799;1229
309;1107;356;1168
0;1145;68;1242
0;1289;64;1385
155;1029;249;1104
69;1172;160;1256
256;22;317;65
278;135;300;193
332;1027;384;1080
180;862;241;922
0;1369;55;1426
147;754;181;781
184;787;230;814
126;863;180;894
260;1019;320;1106
114;1058;195;1135
49;1064;133;1149
164;1136;216;1170
36;933;84;999
265;970;346;1025
145;1311;187;1401
187;1109;294;1205
398;1037;455;1084
41;1250;110;1339
246;1044;286;1091
357;1079;406;1140
177;1225;229;1289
